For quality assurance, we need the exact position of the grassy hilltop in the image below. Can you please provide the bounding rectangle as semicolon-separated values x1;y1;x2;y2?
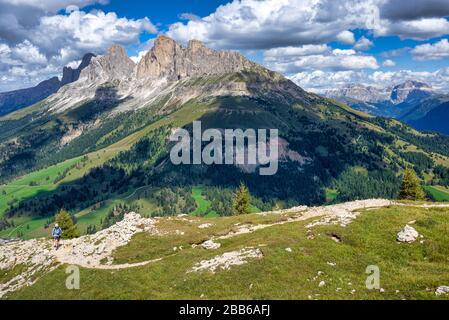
3;203;449;300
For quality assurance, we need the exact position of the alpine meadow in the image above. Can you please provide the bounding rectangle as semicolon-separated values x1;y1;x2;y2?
1;0;449;304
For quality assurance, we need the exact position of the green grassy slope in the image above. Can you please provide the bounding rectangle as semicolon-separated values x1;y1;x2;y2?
0;157;83;217
5;205;449;300
424;186;449;202
0;101;214;237
190;186;218;217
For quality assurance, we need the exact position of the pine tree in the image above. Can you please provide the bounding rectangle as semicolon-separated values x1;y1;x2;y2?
233;182;251;215
55;209;80;239
398;167;425;200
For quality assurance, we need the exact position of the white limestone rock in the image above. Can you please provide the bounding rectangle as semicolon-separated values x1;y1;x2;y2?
397;225;419;243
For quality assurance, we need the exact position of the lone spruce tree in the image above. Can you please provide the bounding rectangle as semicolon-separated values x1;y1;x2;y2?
55;209;80;239
398;167;425;201
233;182;251;215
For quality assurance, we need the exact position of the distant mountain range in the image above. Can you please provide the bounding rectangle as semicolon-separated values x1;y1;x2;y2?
324;81;449;135
0;53;95;117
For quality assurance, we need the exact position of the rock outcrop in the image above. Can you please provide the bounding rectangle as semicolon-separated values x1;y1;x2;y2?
325;83;391;104
324;81;433;106
200;240;221;250
80;45;135;82
188;247;263;273
391;80;433;104
0;213;157;298
436;286;449;296
397;225;419;243
136;36;256;80
46;35;304;114
60;53;96;86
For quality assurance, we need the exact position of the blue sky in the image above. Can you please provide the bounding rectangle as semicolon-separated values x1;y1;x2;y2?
1;0;449;92
84;0;230;57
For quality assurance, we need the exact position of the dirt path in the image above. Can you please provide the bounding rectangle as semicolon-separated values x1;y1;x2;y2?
216;199;393;240
0;213;158;298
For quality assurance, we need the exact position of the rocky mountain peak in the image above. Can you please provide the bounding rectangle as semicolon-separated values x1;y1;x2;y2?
107;44;130;61
61;53;95;86
391;80;433;104
136;35;255;80
325;83;391;103
79;45;135;83
187;39;207;51
325;80;434;105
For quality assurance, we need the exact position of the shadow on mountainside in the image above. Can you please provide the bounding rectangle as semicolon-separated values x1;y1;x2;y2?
64;85;132;123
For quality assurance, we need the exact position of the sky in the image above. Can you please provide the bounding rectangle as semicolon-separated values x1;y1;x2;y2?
1;0;449;93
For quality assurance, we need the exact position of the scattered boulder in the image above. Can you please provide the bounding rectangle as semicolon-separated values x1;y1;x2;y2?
198;223;213;229
188;248;263;273
201;240;221;250
397;225;419;243
436;286;449;296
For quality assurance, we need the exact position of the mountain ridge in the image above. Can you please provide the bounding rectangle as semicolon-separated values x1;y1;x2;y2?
44;36;309;115
324;80;435;107
324;81;449;134
2;36;449;243
0;53;96;117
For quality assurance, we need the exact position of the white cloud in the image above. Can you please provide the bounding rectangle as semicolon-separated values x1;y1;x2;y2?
166;0;449;51
332;49;357;56
32;10;156;57
378;18;449;40
289;68;449;93
65;59;82;69
167;0;376;50
12;40;47;64
380;47;411;58
289;70;359;93
264;44;329;59
130;50;148;64
178;12;201;21
0;0;109;13
354;36;374;51
382;59;396;67
129;39;154;64
380;0;449;21
336;31;355;44
3;0;449;92
264;45;378;73
0;8;156;92
411;38;449;60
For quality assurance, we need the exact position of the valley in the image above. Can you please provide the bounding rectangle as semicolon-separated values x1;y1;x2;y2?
2;37;449;243
1;0;449;304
